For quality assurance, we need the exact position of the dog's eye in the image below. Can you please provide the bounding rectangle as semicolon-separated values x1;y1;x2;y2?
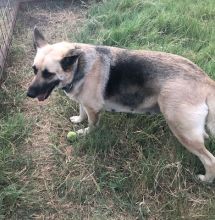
42;69;55;79
32;65;38;75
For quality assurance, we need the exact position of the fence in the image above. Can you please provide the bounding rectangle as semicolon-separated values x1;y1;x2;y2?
0;0;20;83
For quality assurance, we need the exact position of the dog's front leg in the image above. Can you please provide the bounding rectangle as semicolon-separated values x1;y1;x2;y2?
70;104;87;124
76;106;100;135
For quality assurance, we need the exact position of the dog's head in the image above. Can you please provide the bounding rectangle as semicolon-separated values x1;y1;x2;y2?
27;27;84;101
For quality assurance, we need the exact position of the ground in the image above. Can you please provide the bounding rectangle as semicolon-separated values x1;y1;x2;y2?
0;0;215;219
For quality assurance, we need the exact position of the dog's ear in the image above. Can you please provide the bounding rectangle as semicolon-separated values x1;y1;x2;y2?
60;48;83;71
33;26;47;49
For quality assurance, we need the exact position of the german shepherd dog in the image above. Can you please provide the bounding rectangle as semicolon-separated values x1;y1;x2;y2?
27;27;215;183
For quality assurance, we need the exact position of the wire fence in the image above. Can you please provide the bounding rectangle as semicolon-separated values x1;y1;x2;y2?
0;0;19;83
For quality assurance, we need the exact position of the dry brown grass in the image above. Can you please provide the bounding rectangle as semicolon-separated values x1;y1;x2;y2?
7;1;90;219
3;0;215;219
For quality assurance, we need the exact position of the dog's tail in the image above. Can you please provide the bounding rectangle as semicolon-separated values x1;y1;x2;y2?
206;91;215;136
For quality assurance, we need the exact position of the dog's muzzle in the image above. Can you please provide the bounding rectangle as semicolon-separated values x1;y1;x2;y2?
27;86;37;98
27;80;60;101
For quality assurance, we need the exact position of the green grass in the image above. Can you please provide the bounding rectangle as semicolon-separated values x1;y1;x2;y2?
62;0;215;219
1;0;215;219
0;49;32;218
76;0;215;77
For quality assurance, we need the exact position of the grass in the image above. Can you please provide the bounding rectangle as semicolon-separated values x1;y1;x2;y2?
77;0;215;77
0;55;32;218
67;0;215;218
0;0;215;219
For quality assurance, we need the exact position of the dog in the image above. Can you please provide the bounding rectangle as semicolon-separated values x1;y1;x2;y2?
27;27;215;183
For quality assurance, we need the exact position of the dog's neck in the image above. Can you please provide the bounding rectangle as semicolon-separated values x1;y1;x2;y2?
62;65;85;93
62;80;73;93
62;63;78;93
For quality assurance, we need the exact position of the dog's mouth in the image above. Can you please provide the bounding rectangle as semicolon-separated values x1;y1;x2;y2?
27;80;60;101
36;83;57;101
37;91;51;101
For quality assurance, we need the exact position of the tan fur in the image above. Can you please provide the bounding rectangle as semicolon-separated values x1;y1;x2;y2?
28;28;215;183
206;93;215;135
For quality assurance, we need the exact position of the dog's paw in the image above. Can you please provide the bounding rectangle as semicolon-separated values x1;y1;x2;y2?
197;174;214;183
70;116;84;124
76;127;90;135
197;174;206;182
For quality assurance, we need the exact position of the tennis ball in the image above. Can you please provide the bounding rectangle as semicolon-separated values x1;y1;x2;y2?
67;131;77;141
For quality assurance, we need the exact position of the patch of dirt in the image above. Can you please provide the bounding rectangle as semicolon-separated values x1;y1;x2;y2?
12;1;87;218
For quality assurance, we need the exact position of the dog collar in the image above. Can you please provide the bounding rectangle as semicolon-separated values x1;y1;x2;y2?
62;81;73;93
62;64;85;93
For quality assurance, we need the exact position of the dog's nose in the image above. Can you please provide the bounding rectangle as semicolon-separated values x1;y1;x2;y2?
27;87;37;98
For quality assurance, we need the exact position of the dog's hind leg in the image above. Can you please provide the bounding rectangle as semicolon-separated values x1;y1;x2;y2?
168;123;215;182
70;104;87;124
160;100;215;183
